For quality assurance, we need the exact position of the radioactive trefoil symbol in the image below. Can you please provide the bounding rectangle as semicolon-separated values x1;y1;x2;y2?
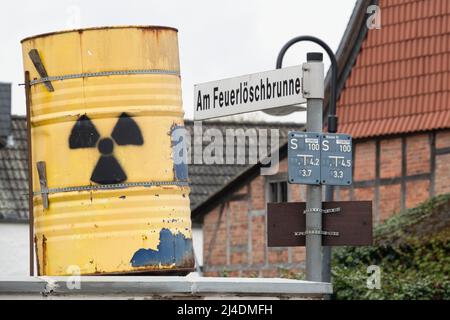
69;113;144;184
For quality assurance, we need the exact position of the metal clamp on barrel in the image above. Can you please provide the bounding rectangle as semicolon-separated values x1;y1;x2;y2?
28;49;54;92
26;48;180;92
36;161;49;209
32;180;190;196
28;69;180;86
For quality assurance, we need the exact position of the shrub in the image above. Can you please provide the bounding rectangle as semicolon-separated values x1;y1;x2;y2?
332;194;450;300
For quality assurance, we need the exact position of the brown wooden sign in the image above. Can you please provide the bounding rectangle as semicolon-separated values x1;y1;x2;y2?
267;201;372;247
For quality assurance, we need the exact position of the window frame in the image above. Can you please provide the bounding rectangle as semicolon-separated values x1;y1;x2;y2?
265;172;290;204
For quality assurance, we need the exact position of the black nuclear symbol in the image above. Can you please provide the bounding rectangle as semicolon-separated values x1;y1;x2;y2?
69;113;144;184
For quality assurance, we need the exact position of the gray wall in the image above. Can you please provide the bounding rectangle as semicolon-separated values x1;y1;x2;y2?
0;223;29;276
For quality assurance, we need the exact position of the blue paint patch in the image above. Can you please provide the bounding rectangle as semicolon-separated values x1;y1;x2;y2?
130;228;193;267
171;125;189;181
175;160;189;181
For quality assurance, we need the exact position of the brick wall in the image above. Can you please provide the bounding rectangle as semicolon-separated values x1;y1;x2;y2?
202;129;450;277
338;130;450;222
203;157;307;277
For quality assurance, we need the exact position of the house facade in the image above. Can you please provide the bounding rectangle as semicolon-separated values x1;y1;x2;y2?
0;83;30;276
193;0;450;277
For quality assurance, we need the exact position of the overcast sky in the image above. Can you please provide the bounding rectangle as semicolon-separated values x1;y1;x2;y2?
0;0;356;123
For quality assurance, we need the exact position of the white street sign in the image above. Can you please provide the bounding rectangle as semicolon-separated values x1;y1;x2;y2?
194;65;306;120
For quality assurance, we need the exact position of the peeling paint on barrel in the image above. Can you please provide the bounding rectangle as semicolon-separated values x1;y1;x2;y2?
130;228;193;267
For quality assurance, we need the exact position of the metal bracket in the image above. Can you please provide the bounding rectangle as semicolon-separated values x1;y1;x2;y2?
323;207;341;214
303;207;341;214
303;208;322;214
301;62;324;99
28;49;54;92
36;161;49;209
294;230;340;237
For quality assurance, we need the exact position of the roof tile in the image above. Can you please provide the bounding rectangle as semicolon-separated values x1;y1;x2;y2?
338;0;450;138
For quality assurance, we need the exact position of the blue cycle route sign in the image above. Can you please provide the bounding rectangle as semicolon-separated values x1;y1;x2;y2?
288;132;321;185
288;132;352;186
320;133;352;186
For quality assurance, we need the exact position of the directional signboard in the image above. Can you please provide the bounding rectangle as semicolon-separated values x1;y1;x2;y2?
194;66;306;120
321;134;352;186
267;201;373;246
288;132;321;185
288;131;353;186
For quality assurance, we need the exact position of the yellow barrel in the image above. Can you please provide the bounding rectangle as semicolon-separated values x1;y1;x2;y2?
21;26;194;275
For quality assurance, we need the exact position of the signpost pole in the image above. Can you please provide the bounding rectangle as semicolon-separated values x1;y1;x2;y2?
304;52;324;282
322;191;333;283
274;35;340;283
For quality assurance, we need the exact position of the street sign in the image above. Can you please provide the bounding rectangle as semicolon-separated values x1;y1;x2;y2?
288;132;321;185
194;65;306;120
288;132;353;186
267;201;372;246
321;134;352;186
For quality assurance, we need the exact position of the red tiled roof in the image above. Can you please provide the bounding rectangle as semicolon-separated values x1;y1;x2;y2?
337;0;450;138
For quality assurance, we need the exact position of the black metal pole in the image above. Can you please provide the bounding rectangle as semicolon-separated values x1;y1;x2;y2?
276;35;338;283
276;35;338;134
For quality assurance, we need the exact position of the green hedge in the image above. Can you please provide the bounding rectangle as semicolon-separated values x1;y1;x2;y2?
332;194;450;300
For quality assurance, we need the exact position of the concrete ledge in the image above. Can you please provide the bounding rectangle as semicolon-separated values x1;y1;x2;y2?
0;275;332;299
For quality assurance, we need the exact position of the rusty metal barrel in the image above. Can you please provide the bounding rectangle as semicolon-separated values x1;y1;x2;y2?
21;26;194;275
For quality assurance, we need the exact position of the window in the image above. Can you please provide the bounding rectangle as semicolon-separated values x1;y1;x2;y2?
268;181;288;203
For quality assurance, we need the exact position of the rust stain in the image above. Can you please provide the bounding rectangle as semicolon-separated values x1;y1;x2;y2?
34;235;40;275
137;25;178;33
42;234;47;275
85;266;193;276
179;254;195;270
21;25;177;43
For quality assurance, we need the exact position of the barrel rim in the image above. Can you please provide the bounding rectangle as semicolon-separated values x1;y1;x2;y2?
20;25;178;43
